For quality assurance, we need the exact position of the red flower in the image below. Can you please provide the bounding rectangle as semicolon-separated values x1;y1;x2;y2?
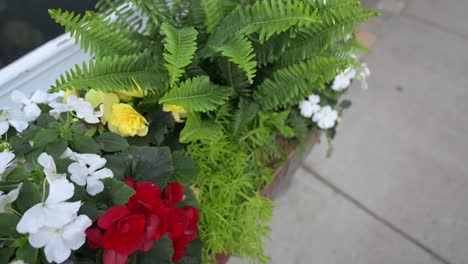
164;182;184;207
123;178;136;189
126;181;165;214
85;226;104;248
98;206;146;256
103;249;128;264
172;236;191;261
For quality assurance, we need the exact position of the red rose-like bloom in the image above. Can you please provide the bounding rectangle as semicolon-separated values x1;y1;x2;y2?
172;236;191;261
98;206;146;256
123;178;136;189
85;226;104;248
164;182;184;207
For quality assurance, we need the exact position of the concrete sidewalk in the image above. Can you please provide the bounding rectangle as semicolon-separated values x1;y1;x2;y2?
231;0;468;263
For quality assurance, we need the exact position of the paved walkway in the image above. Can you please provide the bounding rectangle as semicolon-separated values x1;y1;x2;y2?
231;0;468;263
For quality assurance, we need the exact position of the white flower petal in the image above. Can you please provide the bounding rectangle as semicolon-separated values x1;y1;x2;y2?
0;121;9;136
86;179;104;196
308;94;320;104
0;152;15;174
68;163;89;186
75;154;106;172
44;234;71;263
46;178;75;204
60;148;76;160
23;103;42;122
30;90;50;104
16;204;46;234
29;228;54;248
6;183;22;203
8;119;29;133
42;202;81;229
38;153;66;182
62;215;92;250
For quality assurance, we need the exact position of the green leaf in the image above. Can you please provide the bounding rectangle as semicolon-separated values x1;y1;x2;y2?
50;55;168;95
218;34;257;84
71;134;101;154
95;132;129;152
16;241;38;264
159;76;232;112
16;181;41;213
104;153;130;180
180;112;223;143
0;247;15;263
36;112;56;128
0;213;20;237
339;99;352;109
6;167;30;183
175;239;202;264
45;138;69;158
126;147;174;188
171;151;199;185
32;128;59;148
137;235;173;264
161;22;198;86
102;178;136;206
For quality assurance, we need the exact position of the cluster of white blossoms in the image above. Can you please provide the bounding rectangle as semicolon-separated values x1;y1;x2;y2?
299;94;338;130
13;151;113;263
0;90;104;138
331;62;371;91
49;95;103;124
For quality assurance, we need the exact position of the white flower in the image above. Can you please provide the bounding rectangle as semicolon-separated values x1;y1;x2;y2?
11;90;50;122
49;95;103;124
0;183;22;213
28;214;91;263
68;153;113;196
357;62;371;90
0;107;29;136
9;260;26;264
331;68;356;91
299;94;321;118
38;153;66;183
312;106;338;129
16;178;80;234
0;151;15;177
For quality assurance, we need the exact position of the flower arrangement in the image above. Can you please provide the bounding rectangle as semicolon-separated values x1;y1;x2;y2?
0;0;378;263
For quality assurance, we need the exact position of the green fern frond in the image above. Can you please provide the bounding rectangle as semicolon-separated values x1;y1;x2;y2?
159;76;233;112
255;5;378;67
232;99;259;136
49;9;144;57
50;54;167;94
254;57;348;110
201;0;221;33
204;0;320;55
218;34;257;84
305;0;361;11
180;112;223;143
161;22;199;86
277;6;379;65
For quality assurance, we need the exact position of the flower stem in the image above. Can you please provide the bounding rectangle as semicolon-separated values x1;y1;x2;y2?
41;179;47;203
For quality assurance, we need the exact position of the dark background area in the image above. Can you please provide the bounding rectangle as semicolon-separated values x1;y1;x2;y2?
0;0;97;69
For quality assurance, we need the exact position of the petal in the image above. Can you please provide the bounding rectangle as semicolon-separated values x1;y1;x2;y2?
60;148;75;160
91;168;113;180
42;202;81;229
8;119;29;133
44;235;71;263
0;152;15;174
30;90;49;104
38;153;53;170
0;121;9;136
29;228;54;248
23;104;41;122
86;179;104;196
68;163;88;186
6;183;22;203
85;226;104;248
16;204;45;234
98;206;130;229
46;178;75;204
62;215;92;250
75;154;106;170
103;249;128;264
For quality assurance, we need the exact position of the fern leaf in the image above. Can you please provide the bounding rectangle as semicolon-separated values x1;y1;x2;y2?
161;22;199;86
218;34;257;84
49;9;144;57
204;0;320;55
180;112;223;143
232;99;259;136
201;0;220;33
159;76;232;112
254;57;348;110
50;55;168;95
278;6;379;65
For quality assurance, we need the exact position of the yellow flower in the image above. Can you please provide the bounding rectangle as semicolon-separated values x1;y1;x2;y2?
84;90;120;124
108;104;148;137
162;104;187;123
117;78;146;102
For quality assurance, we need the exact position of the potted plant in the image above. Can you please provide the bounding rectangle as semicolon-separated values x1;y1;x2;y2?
0;0;377;263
